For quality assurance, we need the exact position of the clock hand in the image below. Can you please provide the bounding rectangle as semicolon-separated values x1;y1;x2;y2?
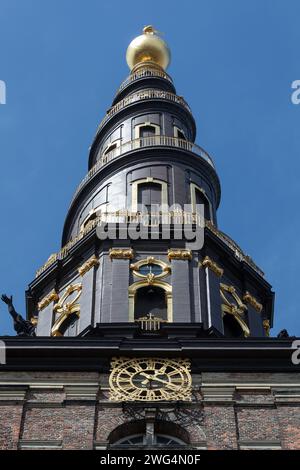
139;372;154;380
139;372;180;391
156;365;167;374
149;376;180;390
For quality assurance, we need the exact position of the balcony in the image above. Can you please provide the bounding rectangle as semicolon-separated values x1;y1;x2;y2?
35;210;202;278
71;136;215;206
135;314;167;332
35;215;263;279
96;89;191;133
116;66;173;95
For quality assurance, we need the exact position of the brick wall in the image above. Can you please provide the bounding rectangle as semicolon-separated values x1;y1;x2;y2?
0;371;299;450
0;405;23;450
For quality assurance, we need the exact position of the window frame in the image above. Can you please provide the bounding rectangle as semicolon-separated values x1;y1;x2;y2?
190;182;212;221
134;121;160;139
102;139;121;162
79;203;109;232
131;177;168;212
128;279;173;323
173;125;187;140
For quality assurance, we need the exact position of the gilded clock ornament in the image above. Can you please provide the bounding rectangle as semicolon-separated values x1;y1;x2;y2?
109;357;192;402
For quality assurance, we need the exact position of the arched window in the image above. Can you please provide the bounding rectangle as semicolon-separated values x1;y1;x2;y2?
131;177;168;212
107;420;193;450
104;142;117;154
135;285;168;321
82;211;97;230
195;188;210;220
128;280;172;323
102;140;121;163
139;125;157;137
80;203;110;233
134;122;160;140
223;314;245;338
220;283;250;338
190;183;212;221
111;433;186;449
138;182;162;213
174;126;186;140
51;284;82;337
80;208;101;232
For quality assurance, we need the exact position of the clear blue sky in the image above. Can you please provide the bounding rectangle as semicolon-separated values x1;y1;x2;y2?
0;0;299;336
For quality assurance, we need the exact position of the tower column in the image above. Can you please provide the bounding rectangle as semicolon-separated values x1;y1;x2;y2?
200;256;224;334
77;255;99;334
36;289;59;336
243;291;264;337
109;248;134;322
168;249;192;322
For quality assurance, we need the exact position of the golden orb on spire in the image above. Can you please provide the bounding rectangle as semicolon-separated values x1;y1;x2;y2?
126;26;171;71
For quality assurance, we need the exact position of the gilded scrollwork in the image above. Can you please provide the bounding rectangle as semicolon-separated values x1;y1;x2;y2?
167;249;192;261
263;319;271;336
38;290;59;311
51;283;82;337
109;248;134;260
78;255;99;276
243;291;263;313
200;256;224;277
220;283;250;337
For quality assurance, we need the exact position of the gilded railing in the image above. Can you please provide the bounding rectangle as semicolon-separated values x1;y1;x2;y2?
97;89;191;132
35;210;202;278
205;221;264;277
116;67;173;94
70;136;214;206
36;217;264;279
135;314;167;331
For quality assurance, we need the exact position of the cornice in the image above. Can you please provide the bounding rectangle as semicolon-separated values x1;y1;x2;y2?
0;335;298;372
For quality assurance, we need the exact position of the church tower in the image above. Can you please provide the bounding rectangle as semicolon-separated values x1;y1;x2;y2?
29;26;273;339
0;28;299;451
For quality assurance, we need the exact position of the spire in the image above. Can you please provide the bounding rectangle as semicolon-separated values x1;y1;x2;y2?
126;25;171;72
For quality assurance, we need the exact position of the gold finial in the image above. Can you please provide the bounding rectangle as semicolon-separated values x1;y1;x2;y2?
143;25;155;34
126;26;171;72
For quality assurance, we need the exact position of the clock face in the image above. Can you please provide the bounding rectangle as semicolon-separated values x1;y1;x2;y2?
109;357;192;401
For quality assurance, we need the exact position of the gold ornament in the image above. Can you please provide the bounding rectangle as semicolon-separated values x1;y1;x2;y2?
200;256;224;277
263;319;271;336
78;255;99;276
109;357;192;402
126;26;171;72
130;257;171;280
109;248;134;259
38;290;59;311
243;291;263;313
51;283;82;337
167;249;192;261
220;283;250;337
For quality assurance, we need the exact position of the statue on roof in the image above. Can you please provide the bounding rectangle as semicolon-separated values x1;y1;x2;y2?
1;294;36;337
